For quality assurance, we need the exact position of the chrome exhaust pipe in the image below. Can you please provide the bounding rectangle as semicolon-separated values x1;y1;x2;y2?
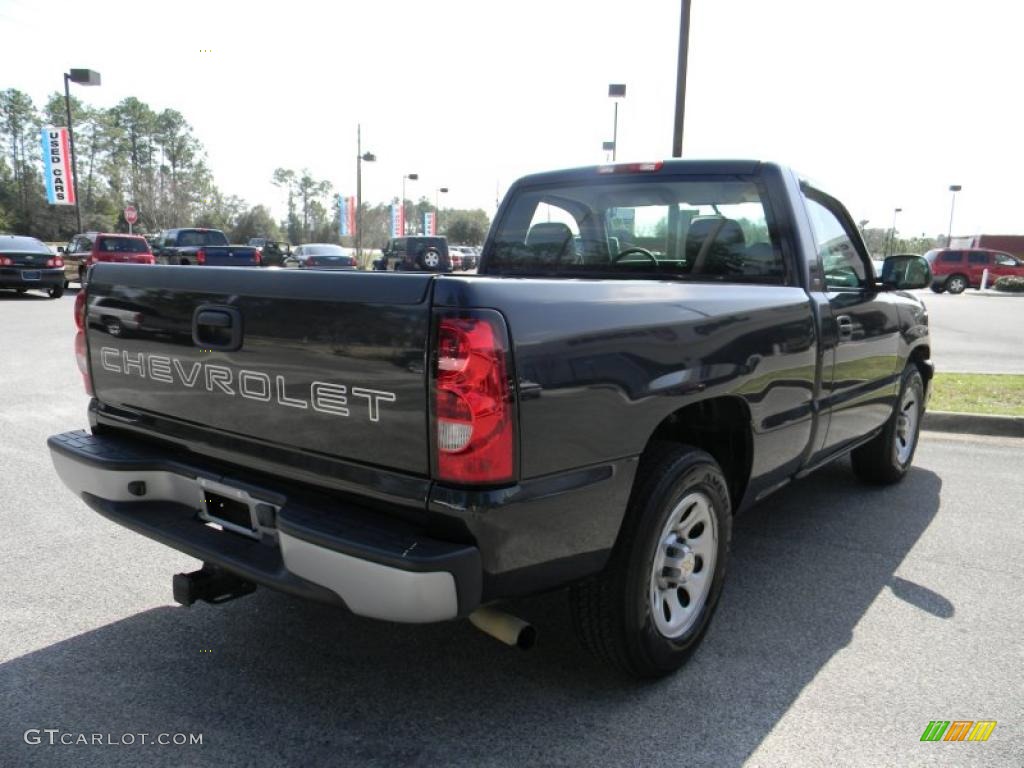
469;607;536;650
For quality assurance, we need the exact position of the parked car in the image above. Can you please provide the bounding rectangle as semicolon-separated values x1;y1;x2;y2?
373;236;452;271
925;247;1024;293
50;159;932;679
247;238;292;267
0;235;65;297
152;228;261;267
62;232;155;286
287;244;358;270
451;245;477;270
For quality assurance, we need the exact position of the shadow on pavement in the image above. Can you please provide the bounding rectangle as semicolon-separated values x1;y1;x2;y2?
0;460;942;767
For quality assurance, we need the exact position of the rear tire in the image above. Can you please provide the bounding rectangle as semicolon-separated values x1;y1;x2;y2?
945;274;968;294
570;444;732;678
929;283;945;294
48;285;64;299
851;365;924;485
15;287;27;294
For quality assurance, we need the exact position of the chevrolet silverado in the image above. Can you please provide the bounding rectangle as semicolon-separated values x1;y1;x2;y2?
48;160;933;677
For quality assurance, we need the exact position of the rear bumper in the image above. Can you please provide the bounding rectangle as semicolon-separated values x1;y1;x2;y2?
0;268;64;287
48;430;480;622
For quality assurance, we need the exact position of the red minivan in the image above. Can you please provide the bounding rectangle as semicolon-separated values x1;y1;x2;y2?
63;232;155;285
925;248;1024;294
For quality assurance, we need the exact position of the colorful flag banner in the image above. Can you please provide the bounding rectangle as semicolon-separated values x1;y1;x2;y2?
423;211;436;236
390;202;404;237
40;127;75;205
339;196;356;236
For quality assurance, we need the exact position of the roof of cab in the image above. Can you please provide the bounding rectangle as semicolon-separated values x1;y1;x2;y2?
511;159;771;187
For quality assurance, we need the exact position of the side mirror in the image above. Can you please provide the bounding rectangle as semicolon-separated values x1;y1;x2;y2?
881;254;931;290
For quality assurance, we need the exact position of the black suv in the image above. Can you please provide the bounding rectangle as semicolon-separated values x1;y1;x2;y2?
374;237;452;272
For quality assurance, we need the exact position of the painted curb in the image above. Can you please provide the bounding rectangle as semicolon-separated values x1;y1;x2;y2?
962;290;1024;298
923;410;1024;438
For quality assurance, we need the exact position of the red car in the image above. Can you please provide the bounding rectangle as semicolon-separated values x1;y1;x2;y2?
925;247;1024;294
62;232;155;285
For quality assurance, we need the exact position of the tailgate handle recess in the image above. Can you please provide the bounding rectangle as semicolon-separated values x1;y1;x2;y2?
197;310;231;328
192;305;243;350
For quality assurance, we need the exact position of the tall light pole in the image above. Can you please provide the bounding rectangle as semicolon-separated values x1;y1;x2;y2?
402;173;418;235
947;185;962;248
886;207;902;258
672;0;691;157
63;68;101;234
435;186;448;234
608;84;626;161
355;123;376;259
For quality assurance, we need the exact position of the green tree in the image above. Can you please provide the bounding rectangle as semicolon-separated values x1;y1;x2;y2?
444;209;490;245
231;205;281;243
0;88;42;232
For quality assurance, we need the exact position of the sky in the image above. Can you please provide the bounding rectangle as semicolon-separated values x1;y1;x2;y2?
1;0;1021;238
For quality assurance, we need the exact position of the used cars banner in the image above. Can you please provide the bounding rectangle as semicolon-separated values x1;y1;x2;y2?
40;126;75;205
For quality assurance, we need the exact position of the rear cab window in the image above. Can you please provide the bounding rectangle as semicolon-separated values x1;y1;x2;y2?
96;235;150;253
177;230;229;247
486;172;785;282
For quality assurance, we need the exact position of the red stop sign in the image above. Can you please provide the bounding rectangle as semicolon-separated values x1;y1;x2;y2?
124;205;138;224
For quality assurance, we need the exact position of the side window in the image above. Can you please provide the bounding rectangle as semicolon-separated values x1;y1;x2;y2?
940;252;962;263
967;252;989;265
803;194;867;289
994;252;1018;266
79;236;93;253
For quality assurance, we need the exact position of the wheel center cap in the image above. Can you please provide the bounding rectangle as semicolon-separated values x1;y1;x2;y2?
679;549;696;576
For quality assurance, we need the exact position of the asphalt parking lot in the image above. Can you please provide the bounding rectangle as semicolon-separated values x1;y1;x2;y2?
1;289;1021;767
910;288;1024;373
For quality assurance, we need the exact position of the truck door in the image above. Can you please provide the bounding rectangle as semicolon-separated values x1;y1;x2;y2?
802;188;902;456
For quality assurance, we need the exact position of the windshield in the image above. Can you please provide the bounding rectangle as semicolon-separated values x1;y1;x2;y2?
97;236;150;253
486;175;783;282
0;236;51;254
304;245;346;256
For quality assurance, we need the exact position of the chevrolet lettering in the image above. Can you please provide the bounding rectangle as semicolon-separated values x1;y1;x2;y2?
49;160;934;679
98;347;396;420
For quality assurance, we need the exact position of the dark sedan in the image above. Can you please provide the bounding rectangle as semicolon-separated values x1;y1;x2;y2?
0;235;66;298
286;244;359;270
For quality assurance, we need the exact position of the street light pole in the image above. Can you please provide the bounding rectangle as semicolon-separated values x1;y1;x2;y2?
402;173;418;235
435;187;448;234
947;185;962;248
355;124;376;260
887;207;902;258
62;68;101;234
672;0;692;157
608;84;626;161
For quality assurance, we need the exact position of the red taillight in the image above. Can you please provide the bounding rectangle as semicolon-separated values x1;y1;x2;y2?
0;256;11;266
75;330;92;395
74;289;87;331
433;312;515;485
253;251;262;265
597;161;664;174
196;249;206;265
143;254;155;264
46;256;64;267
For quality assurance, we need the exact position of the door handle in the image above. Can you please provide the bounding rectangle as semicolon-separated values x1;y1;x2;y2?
836;314;854;340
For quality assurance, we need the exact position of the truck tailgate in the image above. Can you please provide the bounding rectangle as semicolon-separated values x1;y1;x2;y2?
85;264;433;475
201;246;260;266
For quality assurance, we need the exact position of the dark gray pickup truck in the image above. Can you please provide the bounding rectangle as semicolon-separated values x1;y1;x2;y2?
49;160;933;678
